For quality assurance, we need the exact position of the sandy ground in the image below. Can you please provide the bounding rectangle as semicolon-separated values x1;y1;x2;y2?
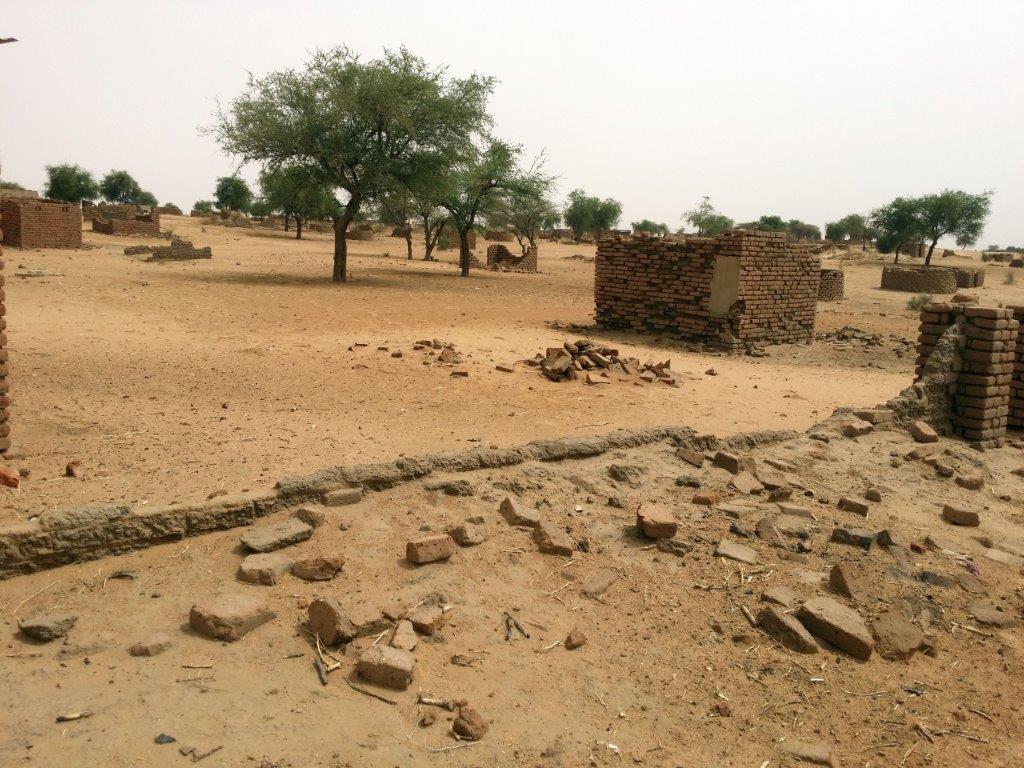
4;216;1021;524
0;422;1022;767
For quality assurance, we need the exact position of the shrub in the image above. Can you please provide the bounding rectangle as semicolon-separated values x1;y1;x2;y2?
907;294;933;311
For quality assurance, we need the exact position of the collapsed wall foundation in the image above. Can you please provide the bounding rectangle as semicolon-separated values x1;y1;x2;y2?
595;230;820;350
485;244;537;273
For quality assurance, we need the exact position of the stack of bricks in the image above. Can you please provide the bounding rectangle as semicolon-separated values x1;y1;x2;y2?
880;265;956;294
818;268;844;301
1009;306;1024;430
0;236;8;453
595;230;820;350
953;267;985;288
0;199;82;248
914;302;1020;444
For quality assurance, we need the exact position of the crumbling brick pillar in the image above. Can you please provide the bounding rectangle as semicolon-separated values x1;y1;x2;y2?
913;302;1019;444
0;238;8;453
1008;305;1024;430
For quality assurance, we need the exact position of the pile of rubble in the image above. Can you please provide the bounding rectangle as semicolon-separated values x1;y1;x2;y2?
528;339;677;386
124;237;212;261
817;326;915;357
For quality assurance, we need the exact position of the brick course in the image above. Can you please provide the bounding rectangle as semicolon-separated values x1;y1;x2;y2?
0;238;8;451
595;230;819;350
485;243;537;272
1008;305;1024;430
880;265;956;294
0;199;82;248
818;269;844;301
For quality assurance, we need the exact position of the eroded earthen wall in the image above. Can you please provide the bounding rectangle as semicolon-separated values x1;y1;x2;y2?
595;230;819;350
0;199;82;248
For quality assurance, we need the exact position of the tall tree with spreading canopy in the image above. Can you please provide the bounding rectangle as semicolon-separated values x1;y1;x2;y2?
563;189;622;241
99;170;144;204
259;164;334;239
215;47;493;282
434;139;551;276
214;175;252;212
786;220;821;241
488;190;560;255
683;196;733;237
631;219;669;236
915;189;992;265
135;189;158;207
43;164;98;203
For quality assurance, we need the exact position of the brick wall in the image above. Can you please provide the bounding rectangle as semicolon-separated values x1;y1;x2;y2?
0;199;82;248
880;265;956;294
953;267;985;288
818;268;844;301
0;239;8;452
92;210;161;237
484;230;515;242
1009;306;1024;430
485;243;537;272
595;230;819;350
914;303;1020;444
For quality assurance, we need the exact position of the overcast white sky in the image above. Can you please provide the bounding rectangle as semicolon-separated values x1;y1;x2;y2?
2;1;1021;245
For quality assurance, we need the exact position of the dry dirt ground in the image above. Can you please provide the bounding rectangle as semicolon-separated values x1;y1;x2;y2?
1;219;1024;766
0;420;1023;767
11;216;1024;522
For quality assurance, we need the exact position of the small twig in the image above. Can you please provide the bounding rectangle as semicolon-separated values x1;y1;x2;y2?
544;583;571;597
181;664;213;670
840;688;888;697
170;545;190;559
346;679;398;705
915;722;935;743
740;605;758;627
3;651;42;658
417;693;457;711
55;711;92;723
967;707;994;722
901;742;919;765
536;640;563;653
12;580;58;615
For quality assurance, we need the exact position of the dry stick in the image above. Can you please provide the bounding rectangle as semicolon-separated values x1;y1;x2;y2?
11;580;58;615
346;679;397;706
417;693;456;711
900;741;919;765
967;707;994;723
181;664;213;669
536;640;563;653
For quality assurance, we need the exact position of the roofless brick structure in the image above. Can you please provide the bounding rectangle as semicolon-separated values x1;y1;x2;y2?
595;230;820;351
0;199;82;249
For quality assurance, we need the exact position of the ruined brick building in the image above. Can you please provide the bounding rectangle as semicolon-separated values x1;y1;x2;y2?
595;230;820;350
89;203;160;237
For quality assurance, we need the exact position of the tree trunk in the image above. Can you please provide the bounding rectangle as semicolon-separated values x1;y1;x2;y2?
894;239;903;264
332;205;357;282
295;216;303;240
925;238;938;266
284;213;290;232
423;217;440;261
459;228;472;277
405;228;413;260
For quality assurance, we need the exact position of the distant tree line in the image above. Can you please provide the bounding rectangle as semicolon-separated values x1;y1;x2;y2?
40;164;162;207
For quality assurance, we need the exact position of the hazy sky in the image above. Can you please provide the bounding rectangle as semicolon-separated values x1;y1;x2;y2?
2;1;1021;246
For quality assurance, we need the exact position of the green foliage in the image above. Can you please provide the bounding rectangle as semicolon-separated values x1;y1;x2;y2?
915;189;992;265
193;200;215;214
787;220;821;241
43;164;98;202
99;170;145;204
259;164;335;237
249;198;273;218
135;189;158;207
563;189;622;240
906;294;933;311
214;175;252;212
631;219;669;236
0;180;24;190
434;139;553;274
870;197;923;262
489;191;561;253
683;196;733;237
215;46;494;282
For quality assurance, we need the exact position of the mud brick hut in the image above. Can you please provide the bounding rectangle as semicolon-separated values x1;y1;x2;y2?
595;230;820;351
0;198;82;248
90;204;160;237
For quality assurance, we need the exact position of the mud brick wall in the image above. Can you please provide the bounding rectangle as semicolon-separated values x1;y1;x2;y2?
92;212;160;237
595;230;819;350
0;239;8;452
484;230;514;242
1009;306;1024;430
0;199;82;248
953;267;985;288
485;244;537;272
914;303;1019;444
818;268;844;301
881;265;956;293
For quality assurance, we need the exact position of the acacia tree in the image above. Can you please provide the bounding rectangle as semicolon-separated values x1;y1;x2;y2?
99;170;144;204
44;164;98;203
787;220;821;241
215;47;492;282
916;189;992;265
632;219;669;236
435;139;551;276
683;196;733;236
214;175;252;212
259;164;334;239
564;189;622;241
489;190;560;254
135;189;158;206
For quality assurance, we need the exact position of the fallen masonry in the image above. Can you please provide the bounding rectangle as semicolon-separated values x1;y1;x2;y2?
530;339;678;386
